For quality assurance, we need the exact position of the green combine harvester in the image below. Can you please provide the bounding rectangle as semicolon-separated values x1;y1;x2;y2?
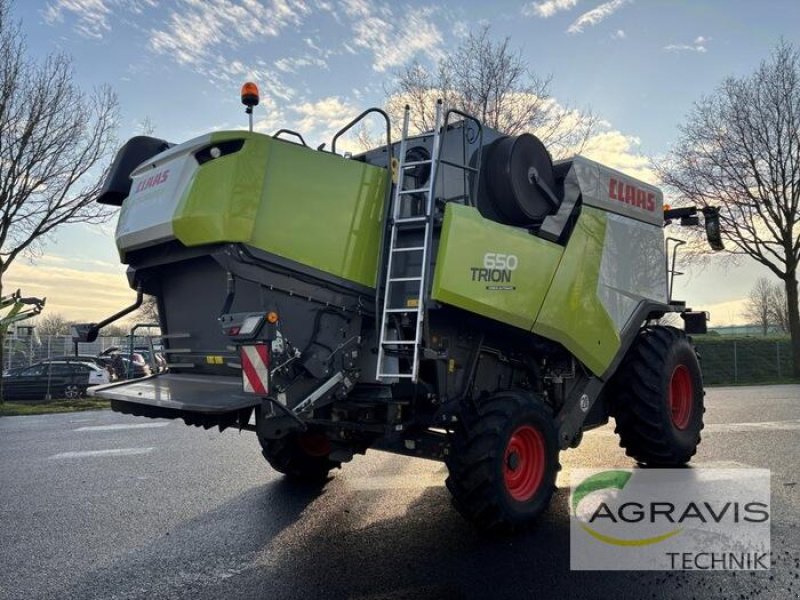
82;83;723;531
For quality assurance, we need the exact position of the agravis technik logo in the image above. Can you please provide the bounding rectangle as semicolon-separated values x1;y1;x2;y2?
570;468;771;570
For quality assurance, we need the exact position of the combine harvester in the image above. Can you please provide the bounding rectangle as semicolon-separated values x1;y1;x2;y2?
1;290;45;334
82;84;723;531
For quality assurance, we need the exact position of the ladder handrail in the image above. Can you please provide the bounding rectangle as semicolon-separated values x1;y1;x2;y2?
377;101;485;383
272;129;308;147
440;108;484;208
417;101;444;354
330;107;393;160
376;102;443;382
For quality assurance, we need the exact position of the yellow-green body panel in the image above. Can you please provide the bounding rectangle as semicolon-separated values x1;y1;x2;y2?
173;132;268;244
431;204;621;376
250;139;387;288
532;207;620;375
173;132;388;288
431;204;564;330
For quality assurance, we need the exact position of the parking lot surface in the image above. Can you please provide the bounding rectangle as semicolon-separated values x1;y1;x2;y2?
1;384;798;599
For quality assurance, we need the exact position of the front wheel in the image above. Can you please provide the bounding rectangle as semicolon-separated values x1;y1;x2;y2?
610;326;704;465
445;392;559;532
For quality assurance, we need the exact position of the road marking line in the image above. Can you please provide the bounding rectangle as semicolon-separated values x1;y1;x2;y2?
704;419;800;433
75;423;171;432
49;447;155;459
588;419;800;437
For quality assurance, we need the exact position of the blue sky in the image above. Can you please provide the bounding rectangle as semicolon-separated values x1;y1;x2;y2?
6;0;800;323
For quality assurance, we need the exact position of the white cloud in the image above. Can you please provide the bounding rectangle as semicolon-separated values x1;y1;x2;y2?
6;256;132;321
581;129;656;184
149;0;310;66
341;2;443;72
274;55;328;73
695;298;747;326
664;35;711;53
567;0;630;34
522;0;580;18
612;29;625;39
292;97;355;132
250;93;389;152
43;0;112;40
664;44;706;53
452;20;469;38
43;0;157;39
147;1;312;99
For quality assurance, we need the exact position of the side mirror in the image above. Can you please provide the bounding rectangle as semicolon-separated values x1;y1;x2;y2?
71;323;99;344
702;207;724;251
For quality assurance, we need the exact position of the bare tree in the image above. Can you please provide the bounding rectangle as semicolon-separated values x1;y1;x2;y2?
744;277;774;336
35;313;69;337
659;41;800;377
768;284;792;335
0;0;118;397
140;295;159;324
137;116;156;136
102;323;130;338
385;26;597;158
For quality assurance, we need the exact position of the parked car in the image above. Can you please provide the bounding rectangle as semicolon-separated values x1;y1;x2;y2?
133;347;166;372
56;354;115;374
118;355;151;379
1;360;110;401
96;347;152;379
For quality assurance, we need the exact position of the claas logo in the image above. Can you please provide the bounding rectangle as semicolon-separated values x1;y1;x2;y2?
134;169;170;194
608;177;656;212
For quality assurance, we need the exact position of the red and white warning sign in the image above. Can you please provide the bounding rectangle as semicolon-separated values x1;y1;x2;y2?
240;344;270;395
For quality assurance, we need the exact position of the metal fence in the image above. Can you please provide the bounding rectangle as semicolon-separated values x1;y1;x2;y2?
693;337;795;385
4;334;795;386
2;335;147;372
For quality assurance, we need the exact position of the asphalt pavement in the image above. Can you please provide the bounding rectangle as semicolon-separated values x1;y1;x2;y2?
1;384;798;600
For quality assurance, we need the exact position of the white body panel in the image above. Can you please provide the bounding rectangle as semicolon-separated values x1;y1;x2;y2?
560;156;663;227
598;213;668;330
115;134;210;253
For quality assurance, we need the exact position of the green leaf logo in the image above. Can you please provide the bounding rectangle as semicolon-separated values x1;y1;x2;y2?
572;470;681;547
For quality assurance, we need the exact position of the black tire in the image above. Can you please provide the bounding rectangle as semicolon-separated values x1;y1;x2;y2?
610;326;704;466
445;392;559;532
259;432;341;484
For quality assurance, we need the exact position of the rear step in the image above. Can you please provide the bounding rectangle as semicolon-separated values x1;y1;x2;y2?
110;398;253;432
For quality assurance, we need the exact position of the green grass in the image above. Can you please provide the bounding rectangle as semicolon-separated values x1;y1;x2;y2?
0;399;111;416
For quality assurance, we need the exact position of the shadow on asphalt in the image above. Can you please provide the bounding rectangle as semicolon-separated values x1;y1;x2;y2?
214;482;782;600
61;473;785;600
60;478;327;600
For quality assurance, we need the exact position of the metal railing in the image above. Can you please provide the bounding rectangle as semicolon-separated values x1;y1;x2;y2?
2;333;162;374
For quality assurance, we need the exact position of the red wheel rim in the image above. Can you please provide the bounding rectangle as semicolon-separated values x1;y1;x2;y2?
669;364;693;430
297;433;331;457
503;425;546;502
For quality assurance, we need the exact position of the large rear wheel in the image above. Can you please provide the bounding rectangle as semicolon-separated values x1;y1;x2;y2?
259;431;341;484
610;326;704;465
445;392;559;532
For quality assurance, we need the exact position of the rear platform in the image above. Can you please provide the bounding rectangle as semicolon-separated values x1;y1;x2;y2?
89;373;258;412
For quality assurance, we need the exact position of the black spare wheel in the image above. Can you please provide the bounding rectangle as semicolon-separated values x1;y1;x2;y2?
484;133;559;225
404;145;431;189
